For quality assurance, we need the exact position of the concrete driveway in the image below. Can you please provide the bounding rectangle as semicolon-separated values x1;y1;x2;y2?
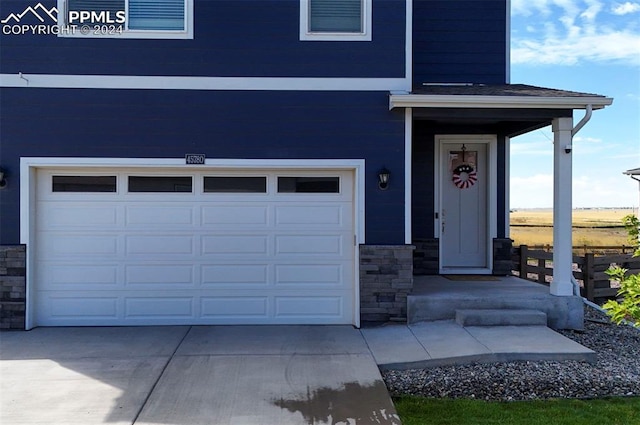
0;326;400;425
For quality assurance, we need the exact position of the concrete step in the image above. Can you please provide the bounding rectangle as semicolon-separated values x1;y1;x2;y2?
455;309;547;327
406;289;584;330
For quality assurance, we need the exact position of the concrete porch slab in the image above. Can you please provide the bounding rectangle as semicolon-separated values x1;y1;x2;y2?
408;275;584;330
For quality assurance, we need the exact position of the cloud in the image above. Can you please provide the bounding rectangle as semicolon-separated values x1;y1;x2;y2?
509;173;638;208
512;31;640;65
573;136;602;143
511;140;553;156
612;2;640;15
573;174;638;207
512;0;640;65
510;174;554;208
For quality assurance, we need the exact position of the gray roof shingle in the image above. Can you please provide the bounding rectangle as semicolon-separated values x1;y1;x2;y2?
412;84;607;98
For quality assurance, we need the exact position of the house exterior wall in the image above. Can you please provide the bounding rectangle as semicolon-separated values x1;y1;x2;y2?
413;0;508;85
0;0;406;78
0;89;406;245
0;0;520;327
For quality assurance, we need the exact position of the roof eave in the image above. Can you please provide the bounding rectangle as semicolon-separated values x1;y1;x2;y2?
389;94;614;110
624;168;640;176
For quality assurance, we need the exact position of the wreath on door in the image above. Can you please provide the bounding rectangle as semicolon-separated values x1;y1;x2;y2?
452;163;477;189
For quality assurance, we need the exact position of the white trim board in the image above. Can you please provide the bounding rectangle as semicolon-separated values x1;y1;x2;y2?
405;0;413;89
1;74;410;91
20;157;366;329
404;107;412;244
389;94;613;110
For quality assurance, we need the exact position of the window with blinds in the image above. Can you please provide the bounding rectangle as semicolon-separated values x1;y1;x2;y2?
62;0;191;38
300;0;371;41
309;0;362;33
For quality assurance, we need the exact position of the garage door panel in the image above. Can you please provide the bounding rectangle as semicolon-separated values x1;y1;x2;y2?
125;235;195;255
125;206;195;226
275;296;344;318
201;264;269;285
39;296;119;320
42;204;119;228
40;235;119;257
201;205;269;226
125;264;195;285
275;235;345;255
275;264;343;285
46;264;119;286
275;205;344;226
201;297;269;318
202;235;269;254
125;297;195;318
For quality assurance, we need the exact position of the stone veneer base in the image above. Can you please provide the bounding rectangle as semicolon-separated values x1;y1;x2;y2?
359;244;415;323
0;245;26;330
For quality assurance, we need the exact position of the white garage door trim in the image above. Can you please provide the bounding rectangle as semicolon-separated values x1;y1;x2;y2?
20;158;365;330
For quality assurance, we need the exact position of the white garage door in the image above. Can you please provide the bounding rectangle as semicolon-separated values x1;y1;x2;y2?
34;168;356;326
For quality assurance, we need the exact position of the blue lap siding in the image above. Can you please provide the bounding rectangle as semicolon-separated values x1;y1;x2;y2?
413;0;507;85
0;89;406;245
0;0;406;78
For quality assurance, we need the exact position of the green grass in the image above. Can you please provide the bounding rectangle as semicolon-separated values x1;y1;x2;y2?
393;396;640;425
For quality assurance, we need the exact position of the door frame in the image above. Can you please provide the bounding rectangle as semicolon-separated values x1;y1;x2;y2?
434;135;497;274
21;157;365;329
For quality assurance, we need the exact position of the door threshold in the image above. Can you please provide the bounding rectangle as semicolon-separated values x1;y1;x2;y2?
439;268;492;275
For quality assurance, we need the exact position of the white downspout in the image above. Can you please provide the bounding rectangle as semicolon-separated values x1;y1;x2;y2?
572;104;593;137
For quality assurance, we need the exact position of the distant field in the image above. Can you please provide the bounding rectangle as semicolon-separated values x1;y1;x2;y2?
510;208;636;247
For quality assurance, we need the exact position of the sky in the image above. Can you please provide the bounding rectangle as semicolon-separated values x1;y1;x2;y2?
509;0;640;208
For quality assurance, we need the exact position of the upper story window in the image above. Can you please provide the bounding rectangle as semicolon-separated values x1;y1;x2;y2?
300;0;371;41
58;0;193;39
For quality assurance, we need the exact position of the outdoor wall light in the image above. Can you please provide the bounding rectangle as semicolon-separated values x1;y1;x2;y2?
378;167;390;190
0;169;6;190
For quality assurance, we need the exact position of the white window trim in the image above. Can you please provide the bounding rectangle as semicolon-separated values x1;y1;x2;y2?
300;0;372;41
56;0;194;39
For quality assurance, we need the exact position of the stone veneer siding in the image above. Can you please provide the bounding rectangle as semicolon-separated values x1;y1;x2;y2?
492;238;514;276
413;238;439;275
1;245;26;330
360;245;414;323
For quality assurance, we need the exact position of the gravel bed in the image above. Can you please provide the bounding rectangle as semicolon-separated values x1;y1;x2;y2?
382;306;640;401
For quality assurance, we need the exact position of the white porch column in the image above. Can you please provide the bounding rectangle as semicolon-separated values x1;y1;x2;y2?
551;117;574;296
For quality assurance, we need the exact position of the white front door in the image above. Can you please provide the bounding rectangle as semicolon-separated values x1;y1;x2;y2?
438;139;493;272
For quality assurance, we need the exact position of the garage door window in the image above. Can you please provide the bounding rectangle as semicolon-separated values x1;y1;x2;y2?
277;177;339;193
52;176;117;192
204;177;267;193
128;176;192;192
